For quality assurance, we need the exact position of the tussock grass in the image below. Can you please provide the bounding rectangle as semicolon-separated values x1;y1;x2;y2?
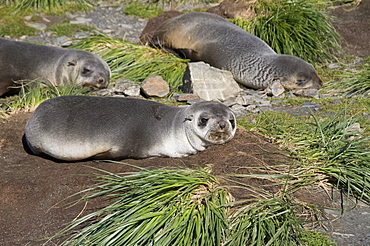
123;3;163;19
231;0;341;63
51;165;231;246
70;34;188;91
2;0;91;12
0;80;90;113
239;108;370;203
326;57;370;96
0;6;38;37
49;163;329;246
226;197;302;246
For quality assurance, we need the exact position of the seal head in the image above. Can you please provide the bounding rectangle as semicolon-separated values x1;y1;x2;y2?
184;101;236;151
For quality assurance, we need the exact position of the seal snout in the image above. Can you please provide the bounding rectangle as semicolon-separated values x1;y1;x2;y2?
96;76;109;88
218;120;227;130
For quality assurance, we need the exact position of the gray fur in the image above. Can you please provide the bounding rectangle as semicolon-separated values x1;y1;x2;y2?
0;38;111;96
24;96;236;161
151;12;322;91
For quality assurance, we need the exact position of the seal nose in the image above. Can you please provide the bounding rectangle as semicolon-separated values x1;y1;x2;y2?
219;121;226;129
97;77;108;88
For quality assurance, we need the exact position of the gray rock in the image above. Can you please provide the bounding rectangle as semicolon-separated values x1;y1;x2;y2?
327;63;343;69
301;102;321;108
141;75;170;97
70;17;92;25
292;88;320;99
231;104;249;119
265;80;285;97
91;88;114;96
114;78;141;97
184;62;241;101
25;22;47;31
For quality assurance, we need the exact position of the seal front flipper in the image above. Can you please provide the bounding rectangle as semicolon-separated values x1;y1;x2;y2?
173;48;199;60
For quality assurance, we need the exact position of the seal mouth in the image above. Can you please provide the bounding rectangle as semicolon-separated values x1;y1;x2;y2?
205;131;233;144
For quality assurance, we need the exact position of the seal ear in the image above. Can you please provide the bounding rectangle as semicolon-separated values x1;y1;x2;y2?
184;114;193;122
68;60;77;66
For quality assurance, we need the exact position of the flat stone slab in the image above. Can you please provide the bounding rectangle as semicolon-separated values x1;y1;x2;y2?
185;62;241;101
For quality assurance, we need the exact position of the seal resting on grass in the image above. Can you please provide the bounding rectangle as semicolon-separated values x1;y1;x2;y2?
150;12;322;95
0;38;111;96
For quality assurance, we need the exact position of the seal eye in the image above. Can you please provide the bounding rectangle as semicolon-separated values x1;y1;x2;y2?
296;80;306;86
199;118;209;127
229;119;235;129
81;68;91;75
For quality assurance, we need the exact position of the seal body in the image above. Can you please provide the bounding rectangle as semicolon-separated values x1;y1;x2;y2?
24;96;236;161
151;12;322;91
0;38;111;96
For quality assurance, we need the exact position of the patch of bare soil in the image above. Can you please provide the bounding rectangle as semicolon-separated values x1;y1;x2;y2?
330;0;370;57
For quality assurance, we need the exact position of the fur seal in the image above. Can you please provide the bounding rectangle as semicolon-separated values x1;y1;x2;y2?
0;38;111;96
150;12;322;92
24;95;236;161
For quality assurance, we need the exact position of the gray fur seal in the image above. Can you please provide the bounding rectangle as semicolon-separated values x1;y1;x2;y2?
150;12;322;92
0;38;111;96
24;95;236;161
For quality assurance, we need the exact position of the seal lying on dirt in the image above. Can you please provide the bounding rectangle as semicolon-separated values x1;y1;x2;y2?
24;96;236;161
150;12;322;95
0;38;111;96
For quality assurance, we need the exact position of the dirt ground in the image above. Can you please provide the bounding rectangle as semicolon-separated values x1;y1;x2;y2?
0;1;369;245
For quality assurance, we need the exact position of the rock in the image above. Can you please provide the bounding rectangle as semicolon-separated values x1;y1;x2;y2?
183;62;241;101
174;93;200;102
114;78;141;97
141;75;170;97
91;88;114;96
265;80;285;97
292;89;320;99
55;36;71;46
70;17;92;25
25;22;47;31
327;63;343;69
24;15;33;21
206;0;256;19
301;102;321;108
231;104;249;119
345;122;363;134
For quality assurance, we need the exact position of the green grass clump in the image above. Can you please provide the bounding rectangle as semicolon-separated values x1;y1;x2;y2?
0;80;90;113
46;22;97;37
51;166;231;246
299;230;336;246
123;3;163;19
2;0;91;13
226;197;302;246
328;57;370;96
230;0;341;63
70;34;188;91
0;6;38;37
239;108;370;203
48;164;330;245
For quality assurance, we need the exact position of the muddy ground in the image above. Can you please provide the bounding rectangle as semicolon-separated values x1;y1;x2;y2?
1;1;370;245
